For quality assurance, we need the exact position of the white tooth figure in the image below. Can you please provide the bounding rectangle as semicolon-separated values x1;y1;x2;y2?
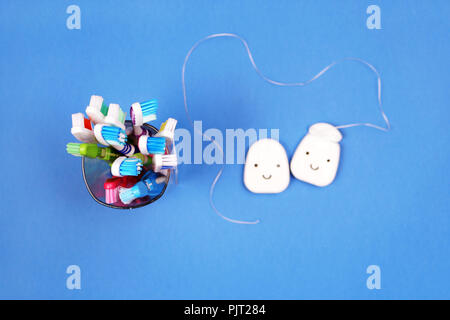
290;123;342;187
244;139;290;193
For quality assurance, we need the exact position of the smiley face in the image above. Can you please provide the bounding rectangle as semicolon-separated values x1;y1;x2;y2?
290;123;342;187
244;139;290;193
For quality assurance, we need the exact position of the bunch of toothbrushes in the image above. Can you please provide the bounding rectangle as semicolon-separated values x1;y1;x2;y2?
67;95;178;206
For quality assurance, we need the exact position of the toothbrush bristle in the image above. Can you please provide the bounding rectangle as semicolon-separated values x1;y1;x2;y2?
102;126;126;145
119;182;148;204
105;104;126;129
100;103;109;116
72;113;85;128
104;177;120;204
66;143;81;156
161;154;178;169
130;107;136;123
135;99;158;122
105;188;119;204
83;118;92;130
147;137;166;154
141;99;158;117
118;109;126;123
159;121;166;132
163;118;177;134
119;158;143;176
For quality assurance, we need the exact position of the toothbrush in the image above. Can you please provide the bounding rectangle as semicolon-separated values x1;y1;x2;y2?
130;99;158;127
66;143;85;158
104;177;121;204
143;170;168;184
111;156;143;177
104;103;126;130
94;124;135;156
85;95;109;124
154;120;178;175
152;154;178;173
93;124;126;146
138;136;166;155
71;113;97;143
118;170;161;204
66;143;120;161
155;118;177;157
155;118;177;144
104;175;141;205
119;179;154;204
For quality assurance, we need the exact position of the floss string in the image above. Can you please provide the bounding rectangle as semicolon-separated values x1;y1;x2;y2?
182;33;390;224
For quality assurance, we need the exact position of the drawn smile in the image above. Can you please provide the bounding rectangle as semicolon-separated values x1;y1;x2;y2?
262;174;272;180
310;164;319;171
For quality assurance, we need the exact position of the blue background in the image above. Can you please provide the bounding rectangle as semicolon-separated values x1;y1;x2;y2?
1;0;449;299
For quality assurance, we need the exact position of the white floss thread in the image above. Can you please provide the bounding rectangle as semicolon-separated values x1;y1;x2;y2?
181;33;390;224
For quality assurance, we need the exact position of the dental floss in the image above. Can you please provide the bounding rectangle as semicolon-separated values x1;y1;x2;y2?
181;33;390;224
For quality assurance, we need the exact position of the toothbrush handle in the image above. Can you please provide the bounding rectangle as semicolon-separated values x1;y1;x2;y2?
142;178;154;192
133;153;152;166
99;147;120;161
113;143;135;156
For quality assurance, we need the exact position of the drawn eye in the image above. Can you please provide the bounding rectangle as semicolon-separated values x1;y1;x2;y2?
276;164;280;168
306;151;309;155
327;159;330;162
254;164;258;167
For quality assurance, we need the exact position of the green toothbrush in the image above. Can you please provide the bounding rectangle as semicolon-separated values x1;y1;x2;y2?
66;143;120;162
132;153;153;166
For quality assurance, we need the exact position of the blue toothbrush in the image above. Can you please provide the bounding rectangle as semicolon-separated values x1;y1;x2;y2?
119;178;153;204
94;124;135;156
138;136;166;155
111;156;143;177
130;99;158;126
118;171;163;204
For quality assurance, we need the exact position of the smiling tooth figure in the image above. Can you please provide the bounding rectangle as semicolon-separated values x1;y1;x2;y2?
290;123;342;187
244;139;290;194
